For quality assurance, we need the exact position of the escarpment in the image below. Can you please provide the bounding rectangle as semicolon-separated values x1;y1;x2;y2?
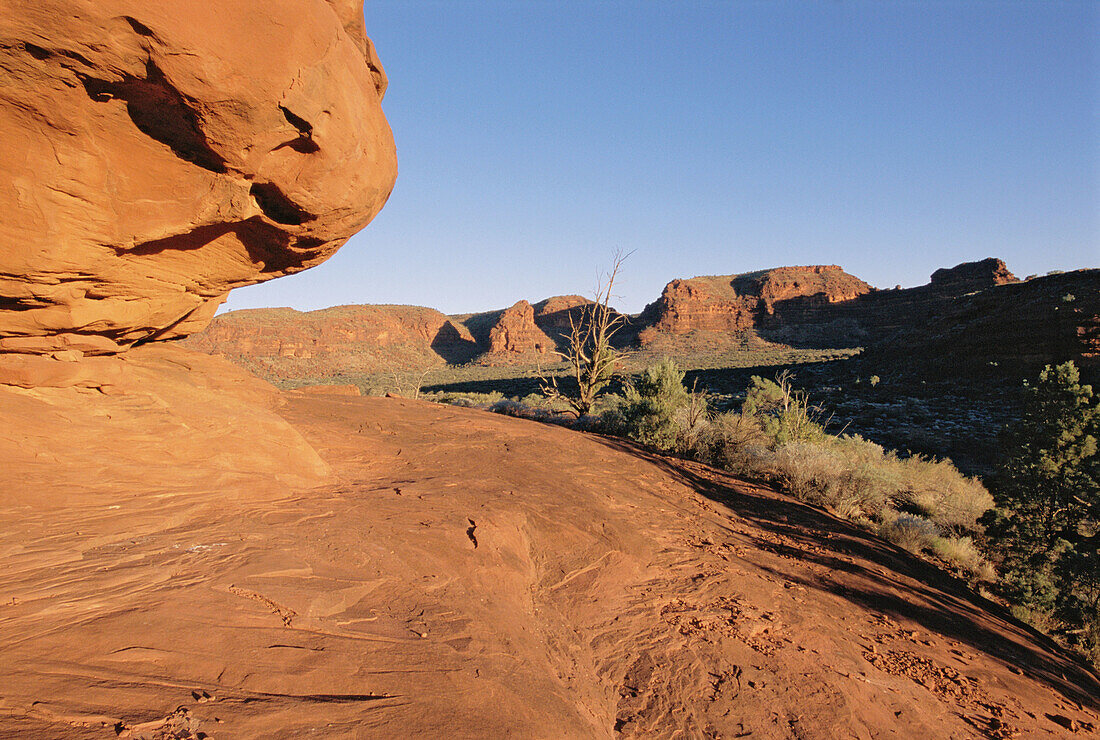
635;258;1097;374
636;265;874;343
184;305;479;379
860;268;1100;378
0;0;397;357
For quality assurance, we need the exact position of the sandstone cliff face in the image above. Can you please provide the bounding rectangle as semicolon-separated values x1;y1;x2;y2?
532;295;592;333
0;0;397;356
188;295;602;378
759;258;1022;347
637;265;873;343
632;259;1038;351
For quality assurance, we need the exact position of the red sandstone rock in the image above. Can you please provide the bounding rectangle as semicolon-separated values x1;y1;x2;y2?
0;343;330;491
0;0;397;355
532;295;593;333
487;300;555;358
3;391;1098;737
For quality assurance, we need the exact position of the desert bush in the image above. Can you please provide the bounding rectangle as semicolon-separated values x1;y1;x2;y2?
1010;604;1057;634
768;438;895;521
615;358;690;448
423;390;504;407
877;512;941;554
691;411;771;476
609;358;709;451
487;398;583;428
769;442;844;501
928;534;991;579
894;456;993;534
671;400;710;453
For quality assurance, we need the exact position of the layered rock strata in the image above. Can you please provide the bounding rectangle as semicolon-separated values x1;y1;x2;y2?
861;268;1100;378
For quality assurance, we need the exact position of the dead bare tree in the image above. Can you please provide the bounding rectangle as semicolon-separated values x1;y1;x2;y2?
386;365;433;399
539;252;630;416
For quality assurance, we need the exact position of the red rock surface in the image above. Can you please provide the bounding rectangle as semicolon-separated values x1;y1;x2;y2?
2;390;1097;737
5;3;1098;729
0;344;330;493
0;0;397;356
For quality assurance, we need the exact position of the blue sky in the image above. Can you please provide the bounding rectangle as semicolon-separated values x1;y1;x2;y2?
224;0;1099;315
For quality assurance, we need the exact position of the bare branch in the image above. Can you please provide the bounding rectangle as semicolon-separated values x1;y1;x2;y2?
537;252;630;416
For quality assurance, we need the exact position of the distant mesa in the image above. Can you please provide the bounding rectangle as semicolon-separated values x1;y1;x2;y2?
0;0;397;357
183;304;481;378
930;257;1020;293
637;264;874;341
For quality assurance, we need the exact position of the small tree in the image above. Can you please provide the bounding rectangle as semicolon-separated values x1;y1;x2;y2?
540;254;628;416
985;362;1100;653
615;358;702;450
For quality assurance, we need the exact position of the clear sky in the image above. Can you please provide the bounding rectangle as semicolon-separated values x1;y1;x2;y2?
223;0;1099;316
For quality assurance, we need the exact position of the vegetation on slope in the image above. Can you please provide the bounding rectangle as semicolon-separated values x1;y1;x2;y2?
983;362;1100;663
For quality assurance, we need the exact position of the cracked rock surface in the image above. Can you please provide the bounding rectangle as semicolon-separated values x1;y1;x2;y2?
0;0;397;355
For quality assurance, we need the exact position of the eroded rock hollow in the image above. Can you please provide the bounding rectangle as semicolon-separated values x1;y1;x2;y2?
0;0;397;356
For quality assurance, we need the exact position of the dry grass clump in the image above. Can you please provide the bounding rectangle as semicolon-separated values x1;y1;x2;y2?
893;457;994;533
928;535;995;580
875;512;941;553
691;412;771;476
768;437;901;521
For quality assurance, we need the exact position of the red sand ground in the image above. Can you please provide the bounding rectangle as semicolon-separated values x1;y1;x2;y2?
1;347;1098;738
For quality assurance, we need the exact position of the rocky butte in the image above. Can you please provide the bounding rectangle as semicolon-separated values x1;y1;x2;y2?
1;3;1099;738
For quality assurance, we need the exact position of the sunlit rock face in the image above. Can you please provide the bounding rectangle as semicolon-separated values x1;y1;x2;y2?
0;0;397;356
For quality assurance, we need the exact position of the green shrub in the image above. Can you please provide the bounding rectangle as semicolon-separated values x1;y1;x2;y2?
609;359;707;452
1010;603;1057;634
742;372;825;445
